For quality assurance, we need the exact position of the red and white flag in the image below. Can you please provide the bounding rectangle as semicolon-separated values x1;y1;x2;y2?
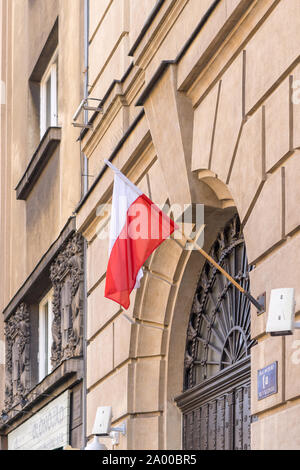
104;160;177;309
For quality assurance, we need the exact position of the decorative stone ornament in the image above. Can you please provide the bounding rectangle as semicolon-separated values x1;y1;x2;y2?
4;303;30;410
3;232;84;412
50;232;84;368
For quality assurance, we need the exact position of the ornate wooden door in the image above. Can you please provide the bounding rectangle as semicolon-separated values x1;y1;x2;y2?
176;216;254;450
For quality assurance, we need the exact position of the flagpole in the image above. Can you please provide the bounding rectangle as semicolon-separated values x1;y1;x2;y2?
179;229;263;312
103;159;263;313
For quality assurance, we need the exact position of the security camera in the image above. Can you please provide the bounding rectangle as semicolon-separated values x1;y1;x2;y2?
266;288;298;336
92;406;126;440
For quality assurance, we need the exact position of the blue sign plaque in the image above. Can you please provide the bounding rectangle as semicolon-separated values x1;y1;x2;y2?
257;361;278;400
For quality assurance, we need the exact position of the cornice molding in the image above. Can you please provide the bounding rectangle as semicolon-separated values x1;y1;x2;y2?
175;358;251;414
75;109;145;214
133;0;189;70
0;357;83;434
128;0;165;57
82;94;128;158
134;0;223;106
81;67;144;155
77;130;154;236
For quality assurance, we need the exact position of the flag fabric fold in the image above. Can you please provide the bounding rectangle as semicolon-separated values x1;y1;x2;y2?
104;161;177;309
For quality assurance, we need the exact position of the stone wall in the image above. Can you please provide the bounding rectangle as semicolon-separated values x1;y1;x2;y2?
77;0;300;450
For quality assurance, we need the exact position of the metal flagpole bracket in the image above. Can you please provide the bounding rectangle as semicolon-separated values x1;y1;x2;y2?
72;98;103;129
243;291;265;313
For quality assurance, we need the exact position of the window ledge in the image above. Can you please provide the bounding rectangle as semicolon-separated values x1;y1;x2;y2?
15;126;61;200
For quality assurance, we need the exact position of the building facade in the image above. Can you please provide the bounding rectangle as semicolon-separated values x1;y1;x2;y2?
1;0;300;450
0;0;85;449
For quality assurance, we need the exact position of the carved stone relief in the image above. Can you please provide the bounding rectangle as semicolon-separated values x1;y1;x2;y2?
4;232;84;411
4;303;30;410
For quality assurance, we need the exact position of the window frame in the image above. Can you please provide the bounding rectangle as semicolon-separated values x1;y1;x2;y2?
40;48;58;139
38;289;54;382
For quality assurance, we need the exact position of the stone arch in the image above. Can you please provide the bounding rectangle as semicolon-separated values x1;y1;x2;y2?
197;170;235;210
162;205;239;449
131;173;243;449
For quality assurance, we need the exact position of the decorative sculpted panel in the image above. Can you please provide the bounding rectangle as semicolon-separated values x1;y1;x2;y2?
50;232;84;368
4;303;30;409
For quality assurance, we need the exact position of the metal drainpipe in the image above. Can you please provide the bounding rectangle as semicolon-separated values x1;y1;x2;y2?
83;0;89;195
82;236;88;449
82;0;89;449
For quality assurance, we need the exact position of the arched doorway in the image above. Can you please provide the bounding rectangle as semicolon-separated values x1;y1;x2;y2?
175;215;254;450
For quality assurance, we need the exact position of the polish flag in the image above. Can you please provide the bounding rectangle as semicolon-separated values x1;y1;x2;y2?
104;160;177;309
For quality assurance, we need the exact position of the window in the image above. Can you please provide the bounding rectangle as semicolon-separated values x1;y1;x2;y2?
40;49;58;139
38;290;54;381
